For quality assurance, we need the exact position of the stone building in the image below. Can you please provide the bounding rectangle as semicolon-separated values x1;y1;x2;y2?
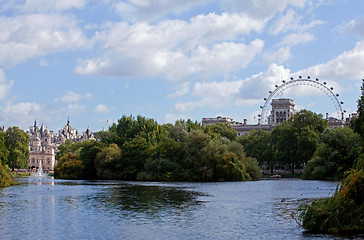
202;98;351;136
28;119;95;171
269;99;295;125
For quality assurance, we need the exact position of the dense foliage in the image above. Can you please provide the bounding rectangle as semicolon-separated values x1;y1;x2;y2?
298;78;364;235
240;110;328;174
299;169;364;234
303;127;362;180
54;116;261;181
4;127;29;170
0;127;29;187
351;78;364;140
0;162;13;187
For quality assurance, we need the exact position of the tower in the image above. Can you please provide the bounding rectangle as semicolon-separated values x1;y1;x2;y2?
270;99;295;125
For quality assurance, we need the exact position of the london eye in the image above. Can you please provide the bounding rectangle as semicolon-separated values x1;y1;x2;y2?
259;76;345;124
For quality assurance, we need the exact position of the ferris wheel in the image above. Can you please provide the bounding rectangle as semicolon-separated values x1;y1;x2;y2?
259;76;345;124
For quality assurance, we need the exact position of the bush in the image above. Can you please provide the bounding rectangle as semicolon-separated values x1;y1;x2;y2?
54;153;84;179
299;169;364;234
0;162;14;187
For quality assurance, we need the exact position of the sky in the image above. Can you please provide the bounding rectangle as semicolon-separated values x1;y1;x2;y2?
1;0;364;132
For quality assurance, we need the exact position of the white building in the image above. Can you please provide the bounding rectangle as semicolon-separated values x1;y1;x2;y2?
28;119;95;171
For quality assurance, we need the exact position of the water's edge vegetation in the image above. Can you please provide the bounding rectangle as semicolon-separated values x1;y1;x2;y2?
296;79;364;235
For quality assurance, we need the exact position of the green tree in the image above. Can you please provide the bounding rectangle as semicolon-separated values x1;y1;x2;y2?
205;123;237;141
4;127;29;170
351;78;364;139
0;129;9;165
291;109;328;133
269;110;327;174
303;127;362;180
109;115;166;148
138;137;186;181
56;139;82;161
120;136;151;180
54;152;84;179
94;144;122;179
238;129;272;170
167;121;188;143
79;140;104;179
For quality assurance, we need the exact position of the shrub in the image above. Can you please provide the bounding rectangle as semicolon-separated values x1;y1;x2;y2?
299;169;364;234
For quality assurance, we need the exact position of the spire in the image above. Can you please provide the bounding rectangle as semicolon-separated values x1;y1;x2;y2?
67;116;70;126
34;118;37;127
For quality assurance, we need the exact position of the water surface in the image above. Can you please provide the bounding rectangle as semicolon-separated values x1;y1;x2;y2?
0;176;355;239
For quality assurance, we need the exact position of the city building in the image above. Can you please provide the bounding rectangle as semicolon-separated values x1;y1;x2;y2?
269;99;295;125
28;119;95;171
202;98;352;136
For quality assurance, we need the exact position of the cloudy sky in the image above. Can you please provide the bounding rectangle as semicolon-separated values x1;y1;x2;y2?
1;0;364;132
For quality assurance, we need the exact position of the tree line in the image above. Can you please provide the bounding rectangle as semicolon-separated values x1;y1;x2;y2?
54;116;261;181
0;126;29;187
239;109;363;180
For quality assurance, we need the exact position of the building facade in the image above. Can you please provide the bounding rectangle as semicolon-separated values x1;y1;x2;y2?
28;119;95;171
269;99;295;125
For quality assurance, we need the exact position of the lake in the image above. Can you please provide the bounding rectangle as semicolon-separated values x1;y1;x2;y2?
0;176;358;239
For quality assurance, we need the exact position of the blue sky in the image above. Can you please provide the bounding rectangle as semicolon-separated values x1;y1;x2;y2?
0;0;364;132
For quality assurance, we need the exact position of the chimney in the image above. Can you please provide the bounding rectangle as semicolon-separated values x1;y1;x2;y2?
326;113;329;120
243;119;247;125
258;118;261;125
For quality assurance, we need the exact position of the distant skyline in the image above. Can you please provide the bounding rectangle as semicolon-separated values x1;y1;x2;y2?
1;0;364;132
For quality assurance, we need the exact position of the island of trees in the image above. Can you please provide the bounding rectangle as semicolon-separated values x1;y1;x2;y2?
54;118;261;181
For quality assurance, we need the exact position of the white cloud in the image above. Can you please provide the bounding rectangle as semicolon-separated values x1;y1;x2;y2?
75;12;265;80
280;32;314;46
263;46;292;63
4;0;86;13
0;102;41;129
66;104;86;114
54;91;81;103
39;58;49;67
93;104;110;114
269;9;298;35
0;69;14;100
269;9;324;36
192;80;243;98
172;63;292;112
167;83;190;98
175;100;206;112
341;16;364;39
222;0;307;19
297;40;364;81
85;92;93;99
114;0;212;22
0;13;90;66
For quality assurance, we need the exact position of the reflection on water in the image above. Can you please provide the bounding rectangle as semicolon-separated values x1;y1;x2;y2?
98;184;207;218
0;178;360;240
